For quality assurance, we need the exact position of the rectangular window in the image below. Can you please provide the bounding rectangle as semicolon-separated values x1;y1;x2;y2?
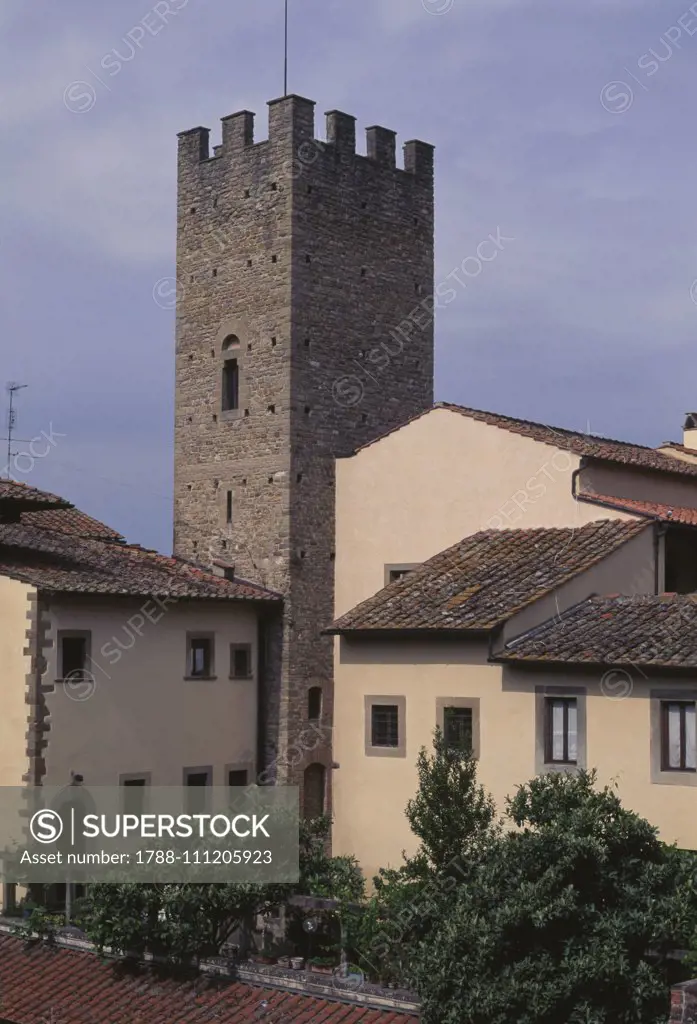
228;769;248;787
389;569;412;583
188;635;214;678
184;768;211;813
226;490;233;524
222;360;239;411
545;698;577;765
59;633;89;680
121;776;148;813
371;704;399;748
230;644;252;679
186;771;210;786
443;706;473;753
661;701;697;771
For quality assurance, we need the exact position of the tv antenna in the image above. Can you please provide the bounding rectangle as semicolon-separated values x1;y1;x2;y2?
284;0;289;96
3;382;29;479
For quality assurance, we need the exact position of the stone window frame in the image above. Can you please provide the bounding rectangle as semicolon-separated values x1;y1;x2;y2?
535;685;587;776
364;695;407;758
56;629;92;682
436;697;481;759
384;563;420;586
229;642;253;680
650;688;697;787
185;632;216;680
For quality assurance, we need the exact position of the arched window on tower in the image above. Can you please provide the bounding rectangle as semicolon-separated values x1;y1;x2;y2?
302;763;326;820
307;686;322;721
221;333;241;414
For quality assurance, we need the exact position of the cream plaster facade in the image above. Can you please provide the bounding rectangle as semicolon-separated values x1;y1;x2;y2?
41;596;260;787
333;635;697;882
0;586;263;792
334;408;631;617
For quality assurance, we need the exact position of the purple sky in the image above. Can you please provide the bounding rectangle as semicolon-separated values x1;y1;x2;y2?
2;0;696;553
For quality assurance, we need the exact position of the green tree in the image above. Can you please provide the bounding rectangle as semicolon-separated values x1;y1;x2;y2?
411;770;696;1024
81;817;364;967
355;729;499;984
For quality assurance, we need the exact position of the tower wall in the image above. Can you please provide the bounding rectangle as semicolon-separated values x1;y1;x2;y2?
174;96;434;804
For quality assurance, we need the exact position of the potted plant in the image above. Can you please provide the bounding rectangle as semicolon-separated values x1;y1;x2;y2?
309;956;336;976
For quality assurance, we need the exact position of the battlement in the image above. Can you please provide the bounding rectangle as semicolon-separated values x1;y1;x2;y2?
177;97;434;178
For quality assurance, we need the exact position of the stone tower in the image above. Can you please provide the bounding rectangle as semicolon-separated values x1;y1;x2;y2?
173;95;434;811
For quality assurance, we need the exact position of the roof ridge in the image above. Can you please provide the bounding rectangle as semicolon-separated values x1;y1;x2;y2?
437;401;653;451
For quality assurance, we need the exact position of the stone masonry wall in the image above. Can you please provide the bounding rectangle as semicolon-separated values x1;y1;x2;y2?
173;95;434;805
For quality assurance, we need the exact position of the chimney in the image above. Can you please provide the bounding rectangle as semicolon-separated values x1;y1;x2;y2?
684;413;697;450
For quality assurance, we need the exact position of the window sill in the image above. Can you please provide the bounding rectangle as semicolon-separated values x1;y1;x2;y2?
221;409;244;423
365;744;406;759
542;761;582;774
184;675;218;682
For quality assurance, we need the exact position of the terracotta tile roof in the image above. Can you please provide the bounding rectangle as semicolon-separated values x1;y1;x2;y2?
20;507;125;541
0;479;69;507
0;522;280;602
350;403;697;479
328;520;648;634
0;934;418;1024
496;594;697;669
578;491;697;527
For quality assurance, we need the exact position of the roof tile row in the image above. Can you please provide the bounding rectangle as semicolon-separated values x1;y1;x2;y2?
329;520;648;634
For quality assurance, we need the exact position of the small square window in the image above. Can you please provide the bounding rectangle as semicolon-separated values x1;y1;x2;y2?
443;706;473;754
371;705;399;747
188;636;214;678
228;769;248;787
59;633;90;680
661;701;697;772
544;698;577;765
230;644;252;679
384;564;419;586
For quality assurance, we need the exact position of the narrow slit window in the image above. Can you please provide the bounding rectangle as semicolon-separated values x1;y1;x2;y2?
222;359;239;411
308;687;322;721
226;490;233;524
